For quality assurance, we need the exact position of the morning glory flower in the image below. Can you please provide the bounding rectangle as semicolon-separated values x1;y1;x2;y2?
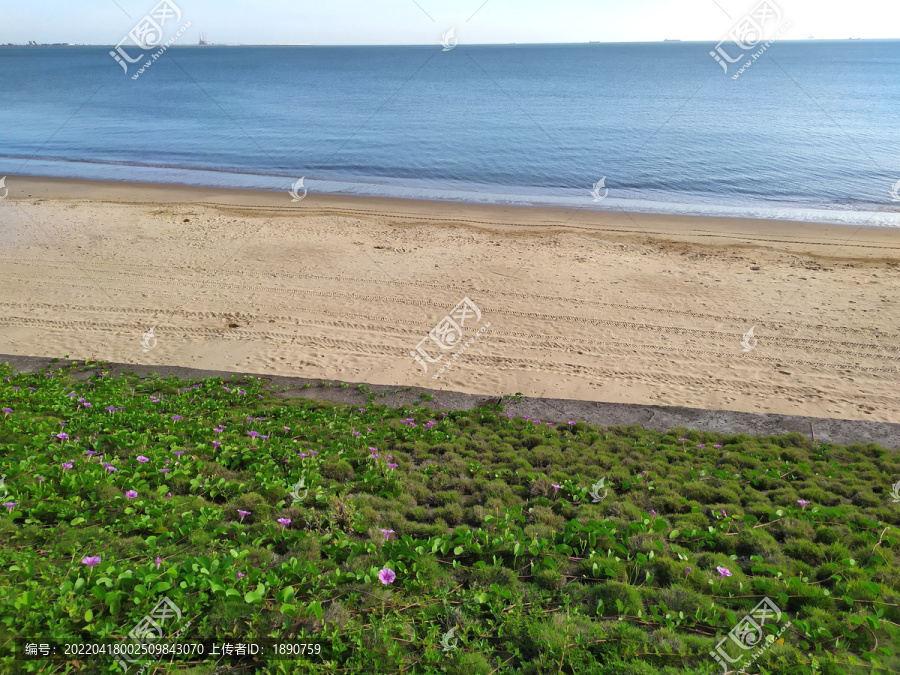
277;517;291;529
797;500;810;508
56;433;69;440
2;408;11;415
62;461;73;470
716;566;732;578
137;456;149;463
125;490;138;499
237;510;250;521
378;568;396;585
380;529;395;540
154;556;162;569
81;555;102;570
3;502;18;513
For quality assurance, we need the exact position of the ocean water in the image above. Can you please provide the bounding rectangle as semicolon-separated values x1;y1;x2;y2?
1;42;899;225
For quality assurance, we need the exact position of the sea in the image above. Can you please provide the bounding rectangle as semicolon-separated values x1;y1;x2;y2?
1;41;899;226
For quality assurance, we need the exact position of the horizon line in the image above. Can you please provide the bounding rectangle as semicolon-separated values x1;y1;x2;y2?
6;37;899;47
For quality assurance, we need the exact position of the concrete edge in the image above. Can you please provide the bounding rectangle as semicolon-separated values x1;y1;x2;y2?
2;353;898;449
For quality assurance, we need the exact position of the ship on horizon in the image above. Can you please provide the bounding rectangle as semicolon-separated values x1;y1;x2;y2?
199;33;210;46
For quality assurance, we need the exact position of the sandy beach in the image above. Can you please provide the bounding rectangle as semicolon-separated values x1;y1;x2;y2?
1;176;898;422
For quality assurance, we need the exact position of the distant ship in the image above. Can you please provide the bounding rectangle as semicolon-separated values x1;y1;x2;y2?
199;34;210;46
664;39;681;42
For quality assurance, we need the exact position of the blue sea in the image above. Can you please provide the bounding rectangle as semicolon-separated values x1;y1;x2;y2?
1;42;899;225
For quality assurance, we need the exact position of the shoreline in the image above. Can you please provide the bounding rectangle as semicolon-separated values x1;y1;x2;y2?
2;175;899;423
3;171;898;229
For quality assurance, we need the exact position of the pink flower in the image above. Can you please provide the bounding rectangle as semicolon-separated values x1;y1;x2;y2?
3;502;18;513
697;444;705;449
2;408;12;415
650;509;656;517
568;421;576;425
380;529;395;540
105;465;117;473
310;451;318;456
299;453;308;459
237;510;250;521
378;568;396;585
283;426;290;432
172;415;183;422
716;566;732;578
721;510;727;517
125;490;138;499
62;461;73;470
172;450;184;458
507;413;514;419
387;463;398;470
154;556;162;569
797;500;810;508
212;441;221;449
166;492;172;498
551;484;561;492
714;444;722;449
236;571;246;580
248;431;260;439
137;456;149;463
277;517;291;529
82;555;102;570
160;468;171;475
686;567;692;574
56;433;69;440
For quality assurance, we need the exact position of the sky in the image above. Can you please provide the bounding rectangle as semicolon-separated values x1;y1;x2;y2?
2;0;899;45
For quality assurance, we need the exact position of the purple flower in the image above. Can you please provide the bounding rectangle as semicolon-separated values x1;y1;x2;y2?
716;566;732;578
248;431;260;439
160;468;171;475
641;471;647;477
568;421;576;425
172;450;185;458
277;517;291;529
650;509;656;517
154;556;162;569
81;555;101;570
678;438;687;444
166;492;172;498
551;484;561;492
236;571;246;580
37;475;44;483
172;415;183;422
212;441;221;449
299;453;308;459
508;413;514;419
378;568;396;585
56;433;69;440
387;463;398;470
697;444;705;449
106;406;117;413
125;490;138;499
310;450;318;456
2;408;11;415
85;450;97;457
237;509;250;521
136;456;149;463
283;426;290;432
686;567;692;574
714;444;723;449
105;465;117;473
797;500;810;508
721;510;727;517
358;408;365;414
62;461;73;470
3;502;18;513
370;453;380;459
380;529;395;540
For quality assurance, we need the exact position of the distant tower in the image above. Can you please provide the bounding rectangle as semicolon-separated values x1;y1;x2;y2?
199;33;210;46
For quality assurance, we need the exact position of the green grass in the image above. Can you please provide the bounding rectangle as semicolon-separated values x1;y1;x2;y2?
1;360;899;674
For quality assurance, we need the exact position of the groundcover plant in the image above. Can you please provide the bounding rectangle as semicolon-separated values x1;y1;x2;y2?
1;360;898;674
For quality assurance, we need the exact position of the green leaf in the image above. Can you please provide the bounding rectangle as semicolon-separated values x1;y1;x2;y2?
668;529;680;539
244;591;263;605
84;609;93;622
70;517;86;526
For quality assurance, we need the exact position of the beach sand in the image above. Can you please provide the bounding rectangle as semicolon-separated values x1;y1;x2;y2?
1;176;898;422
